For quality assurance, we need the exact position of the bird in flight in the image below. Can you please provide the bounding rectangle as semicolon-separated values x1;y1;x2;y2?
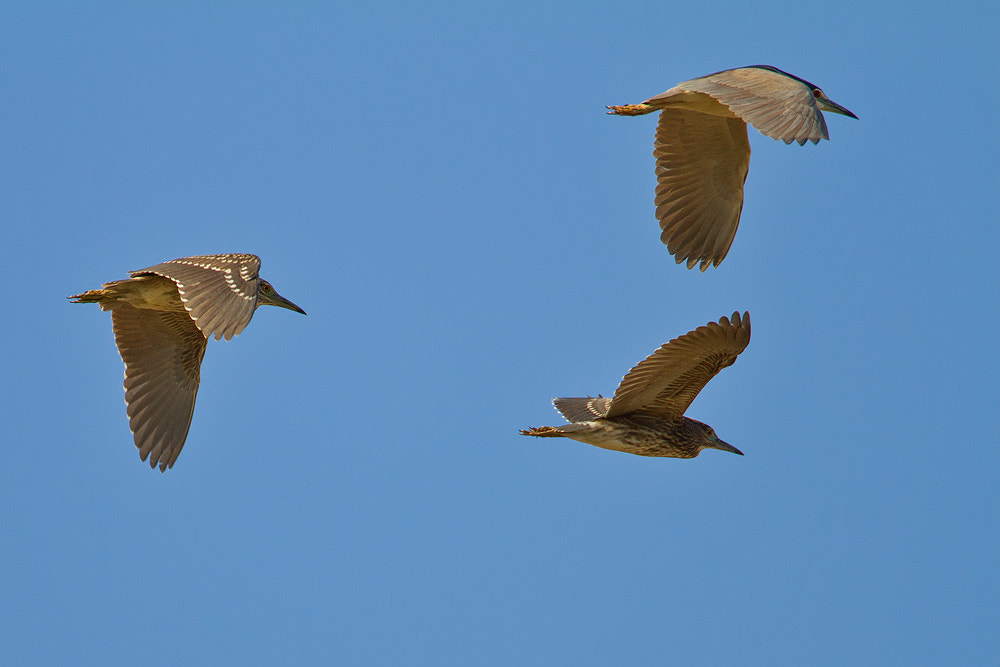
70;254;306;471
521;312;750;458
608;66;857;270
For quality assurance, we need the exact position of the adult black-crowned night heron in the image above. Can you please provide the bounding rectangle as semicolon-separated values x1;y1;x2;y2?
70;254;306;471
608;66;857;270
521;312;750;458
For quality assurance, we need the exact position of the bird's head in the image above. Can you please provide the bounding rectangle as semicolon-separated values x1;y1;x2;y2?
257;280;307;315
688;418;744;456
812;88;858;119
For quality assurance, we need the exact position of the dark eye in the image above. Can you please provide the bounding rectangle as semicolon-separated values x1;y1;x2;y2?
261;283;271;293
813;88;822;98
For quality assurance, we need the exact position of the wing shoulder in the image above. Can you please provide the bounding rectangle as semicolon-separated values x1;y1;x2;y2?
132;254;261;340
678;67;828;144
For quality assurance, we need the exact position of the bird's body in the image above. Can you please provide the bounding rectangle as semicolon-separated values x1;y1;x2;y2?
521;312;751;458
524;414;724;458
70;253;305;471
608;66;857;270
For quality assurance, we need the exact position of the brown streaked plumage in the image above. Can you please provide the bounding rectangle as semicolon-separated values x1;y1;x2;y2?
521;312;750;458
70;254;306;471
608;65;857;271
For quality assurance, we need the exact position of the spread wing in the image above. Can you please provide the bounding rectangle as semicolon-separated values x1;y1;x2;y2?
653;109;749;271
606;312;751;419
111;303;208;471
552;396;613;423
134;254;261;341
678;67;828;145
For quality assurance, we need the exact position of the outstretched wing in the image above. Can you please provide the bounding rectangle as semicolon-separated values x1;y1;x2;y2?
678;67;828;145
653;109;749;271
111;303;208;471
606;312;751;419
133;254;262;341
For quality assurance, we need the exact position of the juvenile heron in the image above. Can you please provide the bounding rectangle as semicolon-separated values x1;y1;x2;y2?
521;312;750;458
70;254;306;471
608;66;857;270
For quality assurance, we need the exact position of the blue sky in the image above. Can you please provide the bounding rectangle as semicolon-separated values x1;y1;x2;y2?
2;2;997;664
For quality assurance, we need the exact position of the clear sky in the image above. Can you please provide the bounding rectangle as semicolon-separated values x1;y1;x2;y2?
2;2;997;664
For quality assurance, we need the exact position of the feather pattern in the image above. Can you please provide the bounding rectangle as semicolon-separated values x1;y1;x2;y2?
677;67;829;144
111;304;208;471
553;396;613;422
134;254;262;341
653;110;749;270
605;312;750;419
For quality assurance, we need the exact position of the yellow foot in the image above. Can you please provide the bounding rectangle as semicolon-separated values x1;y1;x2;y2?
519;426;562;437
68;289;106;303
606;103;654;116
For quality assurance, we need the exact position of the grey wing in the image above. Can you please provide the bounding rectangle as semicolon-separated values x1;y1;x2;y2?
605;312;751;419
111;304;208;471
654;109;749;271
553;396;613;422
134;254;261;341
680;68;828;145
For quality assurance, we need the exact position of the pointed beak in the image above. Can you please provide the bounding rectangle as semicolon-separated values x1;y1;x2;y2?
711;436;744;456
260;289;307;315
817;95;858;120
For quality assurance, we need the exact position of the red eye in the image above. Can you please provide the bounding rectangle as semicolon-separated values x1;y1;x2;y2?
813;89;822;97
